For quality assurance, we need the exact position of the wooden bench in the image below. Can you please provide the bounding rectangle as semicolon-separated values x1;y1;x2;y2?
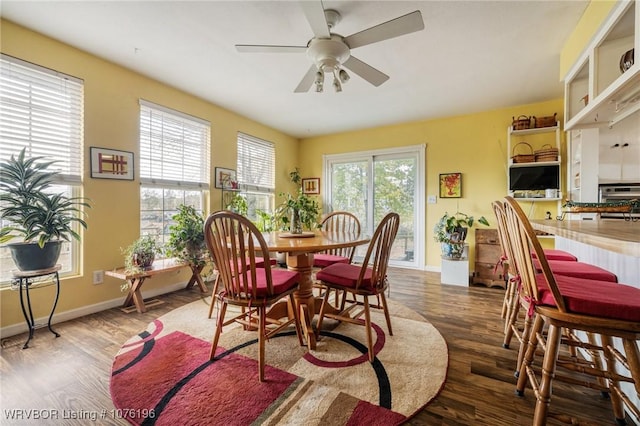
105;258;207;313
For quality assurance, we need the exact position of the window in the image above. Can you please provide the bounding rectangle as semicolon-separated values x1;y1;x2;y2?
0;54;84;284
139;100;210;244
236;133;275;222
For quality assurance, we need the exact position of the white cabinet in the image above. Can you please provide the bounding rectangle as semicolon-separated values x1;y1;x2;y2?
567;129;599;219
564;0;640;130
598;117;640;182
507;123;562;202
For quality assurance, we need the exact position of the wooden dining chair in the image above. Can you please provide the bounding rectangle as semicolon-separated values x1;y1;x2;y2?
313;211;361;267
207;254;276;319
316;212;400;362
312;211;361;305
503;197;640;425
204;211;303;382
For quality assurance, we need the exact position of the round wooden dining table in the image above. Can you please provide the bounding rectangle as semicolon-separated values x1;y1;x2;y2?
261;230;370;350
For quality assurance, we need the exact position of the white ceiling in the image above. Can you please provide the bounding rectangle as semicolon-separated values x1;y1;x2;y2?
1;1;589;138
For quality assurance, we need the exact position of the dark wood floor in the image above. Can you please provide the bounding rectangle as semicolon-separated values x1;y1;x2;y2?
0;268;628;425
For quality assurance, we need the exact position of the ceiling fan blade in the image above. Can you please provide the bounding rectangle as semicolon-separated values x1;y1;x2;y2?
236;44;307;53
294;65;318;93
344;10;424;49
299;0;330;38
343;56;389;87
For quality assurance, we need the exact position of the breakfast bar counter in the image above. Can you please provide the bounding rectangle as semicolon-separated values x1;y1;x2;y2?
530;219;640;257
530;219;639;286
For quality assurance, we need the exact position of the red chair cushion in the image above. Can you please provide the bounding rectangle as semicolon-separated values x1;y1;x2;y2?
255;257;277;267
313;254;350;268
316;262;374;291
245;268;300;298
532;249;577;262
535;274;640;322
534;259;618;283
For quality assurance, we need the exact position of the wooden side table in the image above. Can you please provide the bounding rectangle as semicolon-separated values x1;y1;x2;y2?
11;264;62;349
472;228;506;289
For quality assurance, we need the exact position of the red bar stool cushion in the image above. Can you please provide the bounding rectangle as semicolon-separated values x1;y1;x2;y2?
532;249;577;262
534;259;618;283
535;274;640;322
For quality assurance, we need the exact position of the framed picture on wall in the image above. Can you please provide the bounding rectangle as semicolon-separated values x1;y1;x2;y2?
302;177;320;194
90;147;134;180
439;172;462;198
215;167;236;189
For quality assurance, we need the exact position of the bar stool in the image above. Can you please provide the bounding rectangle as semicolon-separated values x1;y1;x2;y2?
503;196;640;425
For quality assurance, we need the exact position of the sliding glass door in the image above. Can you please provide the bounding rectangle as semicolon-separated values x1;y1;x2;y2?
323;145;425;269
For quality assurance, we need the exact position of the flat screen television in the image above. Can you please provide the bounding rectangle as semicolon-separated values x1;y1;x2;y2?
509;165;559;191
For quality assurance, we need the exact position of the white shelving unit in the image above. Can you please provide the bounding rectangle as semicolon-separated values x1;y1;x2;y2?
564;0;640;130
566;128;599;219
507;123;562;202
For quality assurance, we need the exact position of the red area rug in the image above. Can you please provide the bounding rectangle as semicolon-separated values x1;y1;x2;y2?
110;299;448;425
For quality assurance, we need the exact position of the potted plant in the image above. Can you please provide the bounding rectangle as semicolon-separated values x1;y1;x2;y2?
275;168;320;233
0;149;90;271
225;193;248;216
434;211;489;259
165;204;208;269
122;234;162;273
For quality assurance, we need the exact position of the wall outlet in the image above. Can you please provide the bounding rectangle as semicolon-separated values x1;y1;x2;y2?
92;270;104;285
427;195;437;204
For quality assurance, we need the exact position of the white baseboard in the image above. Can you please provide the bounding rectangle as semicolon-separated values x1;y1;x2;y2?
0;281;195;339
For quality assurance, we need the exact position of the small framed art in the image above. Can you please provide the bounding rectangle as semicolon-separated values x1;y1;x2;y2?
90;147;134;180
215;167;237;189
302;178;320;194
439;172;462;198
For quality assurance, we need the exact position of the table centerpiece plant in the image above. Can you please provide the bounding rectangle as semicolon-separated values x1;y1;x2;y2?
434;211;489;259
275;168;320;234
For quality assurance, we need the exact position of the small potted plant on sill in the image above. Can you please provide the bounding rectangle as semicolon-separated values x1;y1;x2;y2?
0;148;90;271
434;211;489;260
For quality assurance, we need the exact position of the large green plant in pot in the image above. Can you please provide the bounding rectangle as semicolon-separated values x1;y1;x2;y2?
434;211;489;260
165;204;208;268
0;149;90;271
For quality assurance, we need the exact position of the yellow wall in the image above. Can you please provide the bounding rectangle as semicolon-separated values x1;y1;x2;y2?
300;100;564;268
1;18;564;330
559;1;617;79
0;19;299;329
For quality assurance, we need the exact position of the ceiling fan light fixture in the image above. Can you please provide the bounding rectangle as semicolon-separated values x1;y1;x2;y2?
314;70;324;92
338;68;350;83
333;76;342;92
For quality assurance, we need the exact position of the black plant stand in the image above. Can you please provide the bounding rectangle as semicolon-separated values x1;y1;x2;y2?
11;264;61;349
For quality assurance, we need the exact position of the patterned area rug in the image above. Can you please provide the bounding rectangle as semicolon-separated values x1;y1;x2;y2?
110;298;448;425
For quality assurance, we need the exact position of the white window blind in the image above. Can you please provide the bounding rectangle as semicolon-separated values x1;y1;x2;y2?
237;132;275;193
139;100;210;190
0;54;83;184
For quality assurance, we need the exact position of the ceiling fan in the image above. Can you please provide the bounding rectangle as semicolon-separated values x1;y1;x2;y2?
235;1;425;93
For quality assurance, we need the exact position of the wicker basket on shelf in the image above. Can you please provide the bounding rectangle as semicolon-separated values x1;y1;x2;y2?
512;142;535;163
533;113;557;128
512;115;531;130
535;144;559;162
